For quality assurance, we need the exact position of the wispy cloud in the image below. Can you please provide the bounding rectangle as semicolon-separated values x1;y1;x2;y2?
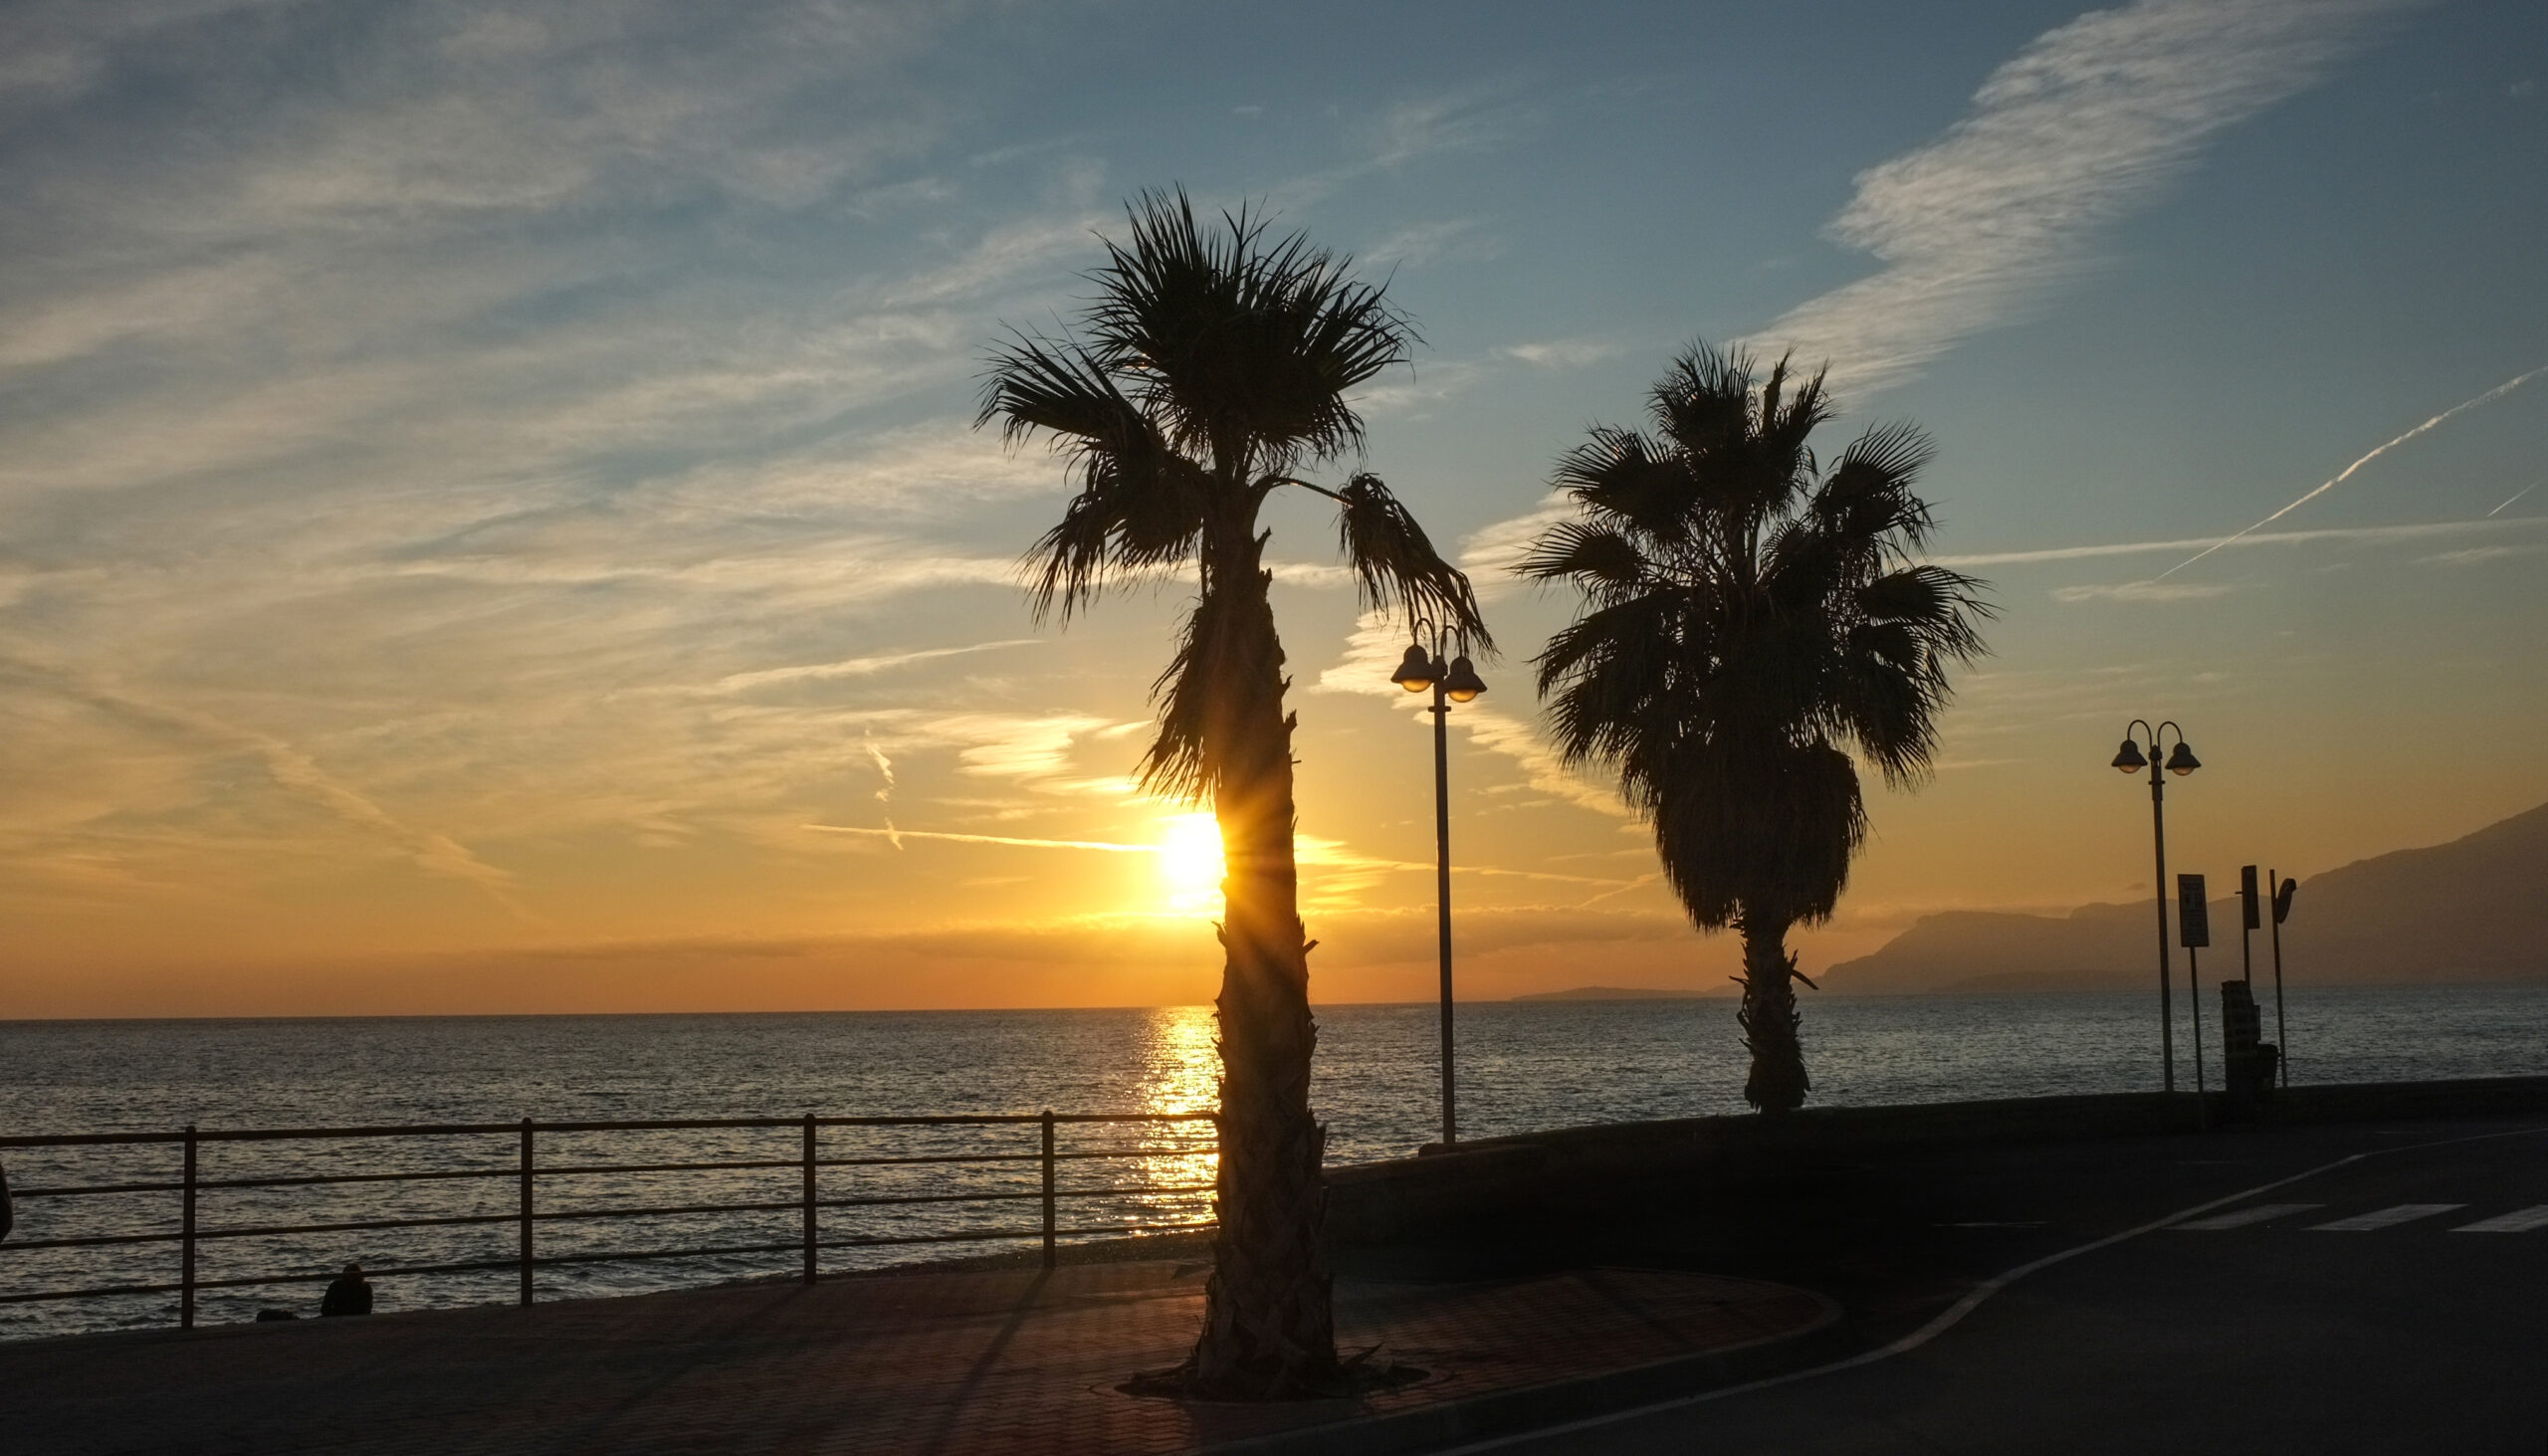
1752;0;2424;397
1502;337;1618;370
1362;218;1501;268
2050;580;2235;603
2418;543;2545;566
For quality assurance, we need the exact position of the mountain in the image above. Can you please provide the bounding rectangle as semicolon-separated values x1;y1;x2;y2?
1510;985;1715;1002
1824;800;2548;993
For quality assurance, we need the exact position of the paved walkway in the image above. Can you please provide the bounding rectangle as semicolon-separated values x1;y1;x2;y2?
0;1261;1828;1455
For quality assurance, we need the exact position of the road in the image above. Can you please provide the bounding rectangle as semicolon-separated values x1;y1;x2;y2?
1441;1119;2548;1456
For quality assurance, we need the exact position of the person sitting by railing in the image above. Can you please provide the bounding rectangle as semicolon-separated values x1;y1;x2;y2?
319;1262;372;1317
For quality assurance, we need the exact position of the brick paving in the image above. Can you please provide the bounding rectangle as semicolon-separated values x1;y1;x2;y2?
0;1261;1828;1455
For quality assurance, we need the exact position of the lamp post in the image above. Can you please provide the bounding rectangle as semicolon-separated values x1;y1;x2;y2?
2269;873;2297;1086
1391;637;1486;1147
2112;721;2200;1093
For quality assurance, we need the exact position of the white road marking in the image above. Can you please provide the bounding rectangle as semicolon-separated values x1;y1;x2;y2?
1426;1126;2548;1456
2449;1204;2548;1234
2306;1203;2466;1232
2172;1202;2321;1230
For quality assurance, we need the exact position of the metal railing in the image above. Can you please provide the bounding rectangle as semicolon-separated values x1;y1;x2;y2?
0;1111;1217;1330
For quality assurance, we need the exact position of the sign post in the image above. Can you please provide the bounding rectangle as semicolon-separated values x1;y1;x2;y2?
2178;873;2210;1129
2239;865;2259;983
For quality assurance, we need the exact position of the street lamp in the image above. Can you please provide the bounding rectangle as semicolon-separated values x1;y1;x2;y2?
2113;720;2200;1092
1391;635;1486;1146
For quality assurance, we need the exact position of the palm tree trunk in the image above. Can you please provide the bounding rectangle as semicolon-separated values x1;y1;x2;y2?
1737;914;1810;1114
1184;532;1339;1397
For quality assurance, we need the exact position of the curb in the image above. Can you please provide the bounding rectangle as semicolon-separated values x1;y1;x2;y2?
1192;1288;1848;1456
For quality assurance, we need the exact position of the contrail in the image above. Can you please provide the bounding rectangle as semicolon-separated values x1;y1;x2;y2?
864;731;901;849
2157;363;2548;579
2488;483;2538;518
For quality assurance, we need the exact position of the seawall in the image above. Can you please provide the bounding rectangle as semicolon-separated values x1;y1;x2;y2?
1323;1074;2548;1245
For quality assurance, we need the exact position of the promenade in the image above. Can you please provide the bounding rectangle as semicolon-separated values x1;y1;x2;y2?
0;1255;1830;1456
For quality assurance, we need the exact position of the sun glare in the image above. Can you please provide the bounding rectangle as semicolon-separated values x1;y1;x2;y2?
1157;812;1226;914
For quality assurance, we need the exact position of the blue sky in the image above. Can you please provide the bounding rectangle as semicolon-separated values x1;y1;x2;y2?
2;0;2542;1013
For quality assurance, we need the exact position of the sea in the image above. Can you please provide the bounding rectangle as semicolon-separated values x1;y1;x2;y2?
4;985;2544;1341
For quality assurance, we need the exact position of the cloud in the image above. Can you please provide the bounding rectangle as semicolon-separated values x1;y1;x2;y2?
1362;218;1502;268
2418;544;2546;566
1502;337;1618;370
2050;580;2235;603
1750;0;2423;397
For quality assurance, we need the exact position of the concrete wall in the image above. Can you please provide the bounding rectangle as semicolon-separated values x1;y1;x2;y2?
1323;1075;2548;1246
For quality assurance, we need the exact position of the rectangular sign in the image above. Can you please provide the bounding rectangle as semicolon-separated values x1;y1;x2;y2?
2241;865;2261;930
2178;874;2211;947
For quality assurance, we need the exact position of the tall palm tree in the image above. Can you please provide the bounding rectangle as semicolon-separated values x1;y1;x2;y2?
978;189;1486;1397
1521;343;1989;1113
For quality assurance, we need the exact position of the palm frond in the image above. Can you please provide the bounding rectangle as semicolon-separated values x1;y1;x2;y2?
1329;472;1491;650
982;332;1211;622
1513;520;1651;597
1086;188;1413;477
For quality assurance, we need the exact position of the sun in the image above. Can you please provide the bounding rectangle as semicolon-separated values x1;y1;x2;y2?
1156;812;1226;914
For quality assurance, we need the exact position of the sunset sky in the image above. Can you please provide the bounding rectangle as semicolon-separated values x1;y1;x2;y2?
3;0;2542;1017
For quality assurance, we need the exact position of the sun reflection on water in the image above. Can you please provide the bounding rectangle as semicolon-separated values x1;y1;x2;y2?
1131;1004;1220;1224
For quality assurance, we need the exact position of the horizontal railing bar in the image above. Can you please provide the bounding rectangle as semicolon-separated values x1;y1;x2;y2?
531;1240;807;1269
818;1226;1043;1250
199;1166;515;1192
0;1132;188;1149
1;1112;1216;1150
532;1199;801;1224
0;1182;1217;1250
819;1147;1210;1169
1055;1183;1214;1199
0;1217;1228;1306
0;1282;189;1305
193;1123;525;1143
531;1158;798;1179
0;1231;178;1251
10;1145;1213;1199
817;1181;1210;1213
10;1180;190;1199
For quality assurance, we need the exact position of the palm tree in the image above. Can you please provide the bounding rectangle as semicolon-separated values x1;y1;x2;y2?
978;189;1486;1397
1521;343;1989;1113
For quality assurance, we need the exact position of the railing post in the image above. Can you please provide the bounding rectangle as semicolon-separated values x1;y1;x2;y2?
518;1119;534;1307
179;1125;197;1331
801;1113;817;1286
1040;1110;1056;1270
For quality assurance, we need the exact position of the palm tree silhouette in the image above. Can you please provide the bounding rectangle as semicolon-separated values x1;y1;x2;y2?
1522;343;1989;1113
978;189;1487;1395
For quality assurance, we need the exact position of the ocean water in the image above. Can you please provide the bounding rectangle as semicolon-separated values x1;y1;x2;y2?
4;985;2543;1340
